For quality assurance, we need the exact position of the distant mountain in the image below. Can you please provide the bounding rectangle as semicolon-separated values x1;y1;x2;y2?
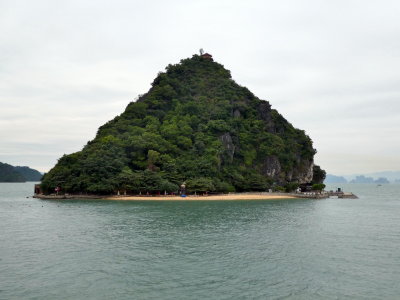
0;162;26;182
0;162;42;182
350;175;390;184
328;171;400;183
14;166;42;181
349;171;400;182
325;174;347;184
350;175;374;183
374;177;390;184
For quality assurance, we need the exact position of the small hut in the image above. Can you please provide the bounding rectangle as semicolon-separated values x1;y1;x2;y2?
201;53;213;61
34;184;42;195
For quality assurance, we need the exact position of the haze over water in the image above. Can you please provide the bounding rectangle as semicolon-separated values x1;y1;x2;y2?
1;183;400;299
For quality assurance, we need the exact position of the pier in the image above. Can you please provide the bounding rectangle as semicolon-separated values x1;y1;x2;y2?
327;191;359;199
287;191;358;199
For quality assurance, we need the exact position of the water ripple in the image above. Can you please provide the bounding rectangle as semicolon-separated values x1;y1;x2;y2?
1;183;400;299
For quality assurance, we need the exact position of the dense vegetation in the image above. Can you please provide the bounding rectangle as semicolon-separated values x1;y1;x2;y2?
0;162;42;182
14;166;42;181
41;54;323;194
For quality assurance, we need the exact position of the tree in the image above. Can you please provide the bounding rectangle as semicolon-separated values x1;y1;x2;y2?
213;179;235;193
312;183;326;192
141;170;163;193
147;150;160;171
284;182;299;192
116;167;136;193
160;180;179;193
312;165;326;184
186;177;215;193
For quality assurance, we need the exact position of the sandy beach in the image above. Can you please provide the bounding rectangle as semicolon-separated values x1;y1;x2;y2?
105;193;297;201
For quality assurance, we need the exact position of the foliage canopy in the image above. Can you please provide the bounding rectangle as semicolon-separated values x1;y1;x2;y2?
41;54;322;194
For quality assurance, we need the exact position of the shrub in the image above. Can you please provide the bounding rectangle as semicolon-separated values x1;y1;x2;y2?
312;183;326;191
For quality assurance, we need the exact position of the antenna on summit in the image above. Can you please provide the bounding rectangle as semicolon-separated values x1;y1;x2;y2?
199;48;204;55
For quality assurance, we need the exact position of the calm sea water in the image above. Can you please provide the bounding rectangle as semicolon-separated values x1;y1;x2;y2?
1;183;400;299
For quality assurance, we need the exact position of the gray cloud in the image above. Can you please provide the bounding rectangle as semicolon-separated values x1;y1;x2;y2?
1;0;399;174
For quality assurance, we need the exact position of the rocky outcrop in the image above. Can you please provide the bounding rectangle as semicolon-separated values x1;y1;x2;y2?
261;156;313;184
257;101;275;132
294;161;314;184
261;156;281;179
219;132;235;162
233;109;241;118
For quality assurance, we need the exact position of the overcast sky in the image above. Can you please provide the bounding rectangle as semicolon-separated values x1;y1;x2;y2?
1;0;399;175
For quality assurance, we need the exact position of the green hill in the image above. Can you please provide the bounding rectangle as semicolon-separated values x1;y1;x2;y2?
14;166;42;181
41;54;324;194
0;162;26;182
0;162;42;182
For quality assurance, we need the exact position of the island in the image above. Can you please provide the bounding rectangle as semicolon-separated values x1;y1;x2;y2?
0;162;42;182
37;53;326;198
325;174;348;184
350;175;390;184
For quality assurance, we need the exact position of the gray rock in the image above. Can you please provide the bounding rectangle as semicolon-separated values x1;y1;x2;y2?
219;132;236;162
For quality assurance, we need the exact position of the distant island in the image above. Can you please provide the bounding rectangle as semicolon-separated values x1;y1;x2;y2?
325;174;348;184
0;162;42;182
325;173;393;184
39;53;325;196
350;175;389;184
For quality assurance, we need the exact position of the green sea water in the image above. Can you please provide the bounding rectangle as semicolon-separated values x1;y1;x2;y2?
1;182;400;299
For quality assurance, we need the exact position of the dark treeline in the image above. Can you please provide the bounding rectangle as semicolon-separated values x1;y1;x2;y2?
0;162;42;182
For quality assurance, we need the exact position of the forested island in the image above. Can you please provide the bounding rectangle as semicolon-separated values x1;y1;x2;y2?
0;162;42;182
40;53;325;195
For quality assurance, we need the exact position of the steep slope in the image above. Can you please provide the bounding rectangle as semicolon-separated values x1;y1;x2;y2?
41;54;323;194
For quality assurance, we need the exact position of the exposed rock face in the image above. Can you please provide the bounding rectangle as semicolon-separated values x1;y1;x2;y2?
260;157;313;184
293;161;314;184
219;132;235;162
261;156;281;179
303;162;314;183
258;101;271;120
257;102;275;133
233;109;241;118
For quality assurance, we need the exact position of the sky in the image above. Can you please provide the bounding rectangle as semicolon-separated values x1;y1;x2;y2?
1;0;399;175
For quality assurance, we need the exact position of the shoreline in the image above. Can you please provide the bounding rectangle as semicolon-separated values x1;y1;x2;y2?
105;193;298;201
34;193;303;201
